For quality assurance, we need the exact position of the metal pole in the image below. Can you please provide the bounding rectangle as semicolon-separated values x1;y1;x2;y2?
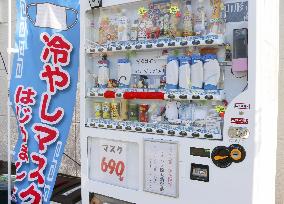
7;0;12;203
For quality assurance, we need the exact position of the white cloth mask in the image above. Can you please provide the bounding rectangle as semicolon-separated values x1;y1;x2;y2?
27;3;78;30
165;101;179;121
191;59;204;89
203;58;220;90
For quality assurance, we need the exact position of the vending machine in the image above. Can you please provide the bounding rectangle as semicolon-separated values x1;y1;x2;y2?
80;0;279;204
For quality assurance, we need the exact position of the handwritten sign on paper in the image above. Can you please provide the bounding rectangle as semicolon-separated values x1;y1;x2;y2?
99;140;127;182
224;1;248;23
132;51;166;76
144;140;178;197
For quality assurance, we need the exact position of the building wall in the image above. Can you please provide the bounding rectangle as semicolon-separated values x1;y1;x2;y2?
276;0;284;203
0;0;283;203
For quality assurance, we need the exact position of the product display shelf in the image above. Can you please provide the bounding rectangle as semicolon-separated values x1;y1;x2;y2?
85;34;224;54
86;118;223;140
87;88;225;101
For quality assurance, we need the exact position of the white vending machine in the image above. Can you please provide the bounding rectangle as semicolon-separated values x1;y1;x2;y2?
80;0;279;203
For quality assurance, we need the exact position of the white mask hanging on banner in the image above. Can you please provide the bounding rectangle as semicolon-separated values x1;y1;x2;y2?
27;3;78;31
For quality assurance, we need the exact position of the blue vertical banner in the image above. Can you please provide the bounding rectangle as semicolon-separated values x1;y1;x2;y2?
10;0;79;203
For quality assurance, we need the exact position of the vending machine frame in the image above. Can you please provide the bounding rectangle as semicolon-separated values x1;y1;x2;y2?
80;0;279;203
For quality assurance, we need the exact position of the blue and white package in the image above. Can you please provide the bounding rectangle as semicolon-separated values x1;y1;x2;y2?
178;56;191;89
165;101;179;121
191;54;204;89
203;54;220;90
166;56;179;89
179;103;193;121
117;58;132;88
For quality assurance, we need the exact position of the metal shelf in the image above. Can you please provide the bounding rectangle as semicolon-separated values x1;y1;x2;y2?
86;34;224;54
87;88;225;101
86;118;223;140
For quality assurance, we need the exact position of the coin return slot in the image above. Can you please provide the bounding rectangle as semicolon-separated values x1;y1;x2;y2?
190;163;209;182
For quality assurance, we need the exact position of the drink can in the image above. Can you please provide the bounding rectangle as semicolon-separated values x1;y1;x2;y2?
120;99;129;121
94;102;102;119
139;104;149;122
111;102;120;120
102;102;111;119
129;104;139;121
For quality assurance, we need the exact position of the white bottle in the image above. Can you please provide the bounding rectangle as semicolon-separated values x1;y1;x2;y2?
130;20;139;41
203;54;220;90
117;58;132;88
166;56;179;90
209;0;223;34
117;10;130;41
178;56;191;89
194;0;207;35
183;0;194;36
191;55;204;89
98;60;110;88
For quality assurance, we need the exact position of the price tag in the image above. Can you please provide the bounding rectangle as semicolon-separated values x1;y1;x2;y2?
88;137;139;190
98;140;127;183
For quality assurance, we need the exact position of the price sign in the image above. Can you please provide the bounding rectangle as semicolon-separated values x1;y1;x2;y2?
98;140;127;183
100;158;125;181
88;137;139;190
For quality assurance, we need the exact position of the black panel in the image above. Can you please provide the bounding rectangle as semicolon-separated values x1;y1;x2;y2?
190;164;209;182
190;147;211;158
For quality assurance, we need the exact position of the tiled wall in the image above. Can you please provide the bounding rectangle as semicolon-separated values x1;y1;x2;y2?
0;0;81;177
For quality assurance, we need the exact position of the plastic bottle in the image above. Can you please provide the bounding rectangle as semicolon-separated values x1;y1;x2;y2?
194;0;207;35
130;20;139;41
183;0;194;36
117;9;130;41
120;99;129;121
98;60;110;88
209;0;223;34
